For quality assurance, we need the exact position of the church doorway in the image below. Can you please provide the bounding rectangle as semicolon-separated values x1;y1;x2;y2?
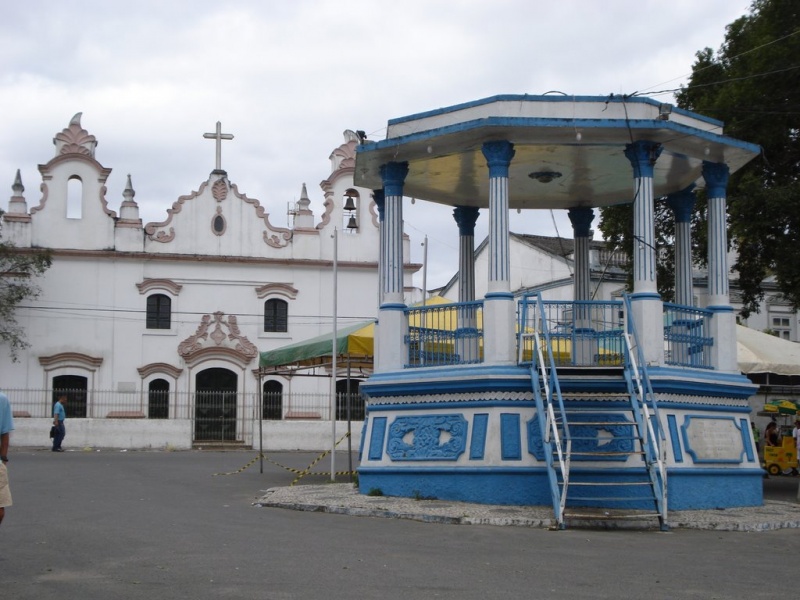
52;374;88;418
194;368;238;442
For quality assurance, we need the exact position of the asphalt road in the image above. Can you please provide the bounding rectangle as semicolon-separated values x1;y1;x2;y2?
0;449;797;600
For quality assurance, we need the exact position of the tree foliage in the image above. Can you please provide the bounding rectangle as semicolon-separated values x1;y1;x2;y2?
0;210;52;361
676;0;800;317
601;0;800;317
598;196;708;303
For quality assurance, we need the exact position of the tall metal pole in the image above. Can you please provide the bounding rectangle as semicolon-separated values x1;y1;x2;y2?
330;228;338;482
258;370;263;474
346;354;353;482
422;235;428;306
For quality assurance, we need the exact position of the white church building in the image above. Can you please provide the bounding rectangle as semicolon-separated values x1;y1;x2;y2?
2;114;417;450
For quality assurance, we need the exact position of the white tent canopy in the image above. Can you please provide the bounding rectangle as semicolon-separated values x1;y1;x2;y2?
737;325;800;376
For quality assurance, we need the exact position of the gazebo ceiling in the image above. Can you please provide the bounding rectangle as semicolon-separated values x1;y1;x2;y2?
355;95;761;210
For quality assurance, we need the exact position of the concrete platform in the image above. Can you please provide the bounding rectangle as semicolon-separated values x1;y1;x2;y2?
257;477;800;531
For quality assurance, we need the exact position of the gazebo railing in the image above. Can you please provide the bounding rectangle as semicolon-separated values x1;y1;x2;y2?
518;298;625;367
663;302;713;369
405;300;484;368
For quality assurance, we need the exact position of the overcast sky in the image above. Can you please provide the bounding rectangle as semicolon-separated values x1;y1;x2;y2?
1;0;752;289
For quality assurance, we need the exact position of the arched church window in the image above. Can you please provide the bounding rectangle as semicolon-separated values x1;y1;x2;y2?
264;299;288;333
148;379;170;419
146;294;172;329
212;214;226;235
262;380;283;420
67;176;83;219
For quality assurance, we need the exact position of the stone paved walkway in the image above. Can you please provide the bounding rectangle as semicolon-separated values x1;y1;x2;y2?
256;483;800;531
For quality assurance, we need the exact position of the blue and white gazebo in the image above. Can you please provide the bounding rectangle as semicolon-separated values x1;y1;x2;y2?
354;94;762;529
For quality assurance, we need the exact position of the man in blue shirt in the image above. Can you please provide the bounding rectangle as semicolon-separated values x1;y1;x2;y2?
0;391;14;526
52;395;67;452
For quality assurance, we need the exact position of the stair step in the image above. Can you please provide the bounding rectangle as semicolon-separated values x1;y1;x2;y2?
558;419;639;427
564;481;652;486
566;436;642;441
564;510;662;520
565;493;658;501
561;452;642;457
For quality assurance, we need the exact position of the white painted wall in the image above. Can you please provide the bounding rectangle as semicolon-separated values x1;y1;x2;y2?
1;120;417;444
10;418;363;452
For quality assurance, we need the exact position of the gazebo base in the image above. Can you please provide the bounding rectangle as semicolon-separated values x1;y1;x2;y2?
358;365;764;511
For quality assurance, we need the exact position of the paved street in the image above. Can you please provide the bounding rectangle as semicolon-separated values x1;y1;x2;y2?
1;449;797;599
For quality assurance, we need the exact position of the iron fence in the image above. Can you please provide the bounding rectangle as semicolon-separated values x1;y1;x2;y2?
518;298;625;367
405;300;484;367
6;388;366;425
663;302;713;369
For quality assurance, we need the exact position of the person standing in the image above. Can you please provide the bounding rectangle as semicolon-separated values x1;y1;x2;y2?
0;391;14;526
765;421;780;447
52;395;67;452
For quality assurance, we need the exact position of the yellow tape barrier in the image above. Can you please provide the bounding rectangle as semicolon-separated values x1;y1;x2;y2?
212;431;355;484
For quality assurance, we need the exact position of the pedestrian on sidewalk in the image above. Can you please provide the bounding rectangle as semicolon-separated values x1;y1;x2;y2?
52;395;67;452
0;390;14;526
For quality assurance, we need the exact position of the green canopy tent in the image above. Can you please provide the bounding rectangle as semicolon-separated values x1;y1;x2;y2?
255;319;376;477
258;319;375;374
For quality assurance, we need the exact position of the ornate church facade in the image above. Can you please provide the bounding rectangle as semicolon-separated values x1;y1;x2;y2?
2;115;416;449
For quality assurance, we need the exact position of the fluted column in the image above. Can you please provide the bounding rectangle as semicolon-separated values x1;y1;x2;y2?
481;141;516;364
376;163;408;372
453;206;480;363
453;206;480;302
482;141;514;294
568;207;595;365
624;141;663;294
703;162;731;308
568;207;594;302
373;189;385;306
666;185;696;307
703;161;737;372
624;140;664;365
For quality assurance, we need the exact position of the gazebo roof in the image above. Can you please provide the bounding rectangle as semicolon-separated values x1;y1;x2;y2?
355;94;761;210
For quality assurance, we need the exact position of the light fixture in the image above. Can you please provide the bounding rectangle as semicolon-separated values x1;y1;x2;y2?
658;103;673;120
528;171;562;184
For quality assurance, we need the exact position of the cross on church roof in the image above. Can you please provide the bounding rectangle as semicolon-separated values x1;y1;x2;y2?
203;121;234;171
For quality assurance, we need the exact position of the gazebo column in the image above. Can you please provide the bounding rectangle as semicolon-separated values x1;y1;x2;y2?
666;185;696;307
568;207;594;302
624;140;664;365
666;185;697;366
703;161;737;372
568;207;595;365
373;189;385;368
481;141;516;365
453;205;480;362
376;162;409;372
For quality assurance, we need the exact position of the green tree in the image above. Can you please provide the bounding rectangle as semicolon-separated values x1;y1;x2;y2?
677;0;800;317
0;210;52;360
601;0;800;317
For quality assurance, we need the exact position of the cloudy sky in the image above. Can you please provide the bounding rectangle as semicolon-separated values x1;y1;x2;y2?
1;0;752;288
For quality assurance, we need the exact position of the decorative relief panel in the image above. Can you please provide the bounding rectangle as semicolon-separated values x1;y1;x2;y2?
681;416;745;463
212;179;228;201
387;415;467;461
177;311;258;367
528;413;634;462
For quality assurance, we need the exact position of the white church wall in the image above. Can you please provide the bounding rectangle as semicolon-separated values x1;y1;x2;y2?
11;418;193;450
9;417;363;452
1;119;420;449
